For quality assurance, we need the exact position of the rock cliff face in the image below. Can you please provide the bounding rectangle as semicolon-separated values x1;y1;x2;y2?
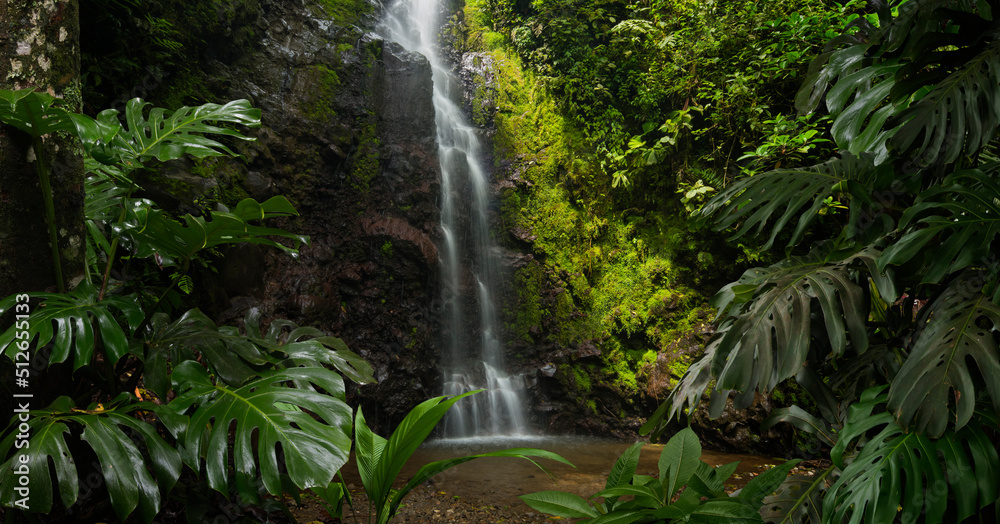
130;0;445;430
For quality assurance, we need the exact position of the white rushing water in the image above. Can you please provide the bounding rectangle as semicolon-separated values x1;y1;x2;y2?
381;0;529;436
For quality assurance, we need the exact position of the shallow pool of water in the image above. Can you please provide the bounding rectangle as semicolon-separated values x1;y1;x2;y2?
341;435;781;510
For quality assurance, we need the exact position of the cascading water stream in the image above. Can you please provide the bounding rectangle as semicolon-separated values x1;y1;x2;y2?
381;0;529;437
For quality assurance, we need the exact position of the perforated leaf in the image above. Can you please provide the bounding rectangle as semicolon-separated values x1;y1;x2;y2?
144;307;373;400
0;283;143;370
888;274;1000;437
0;397;180;523
68;98;260;166
760;471;832;524
694;153;885;250
888;40;1000;168
169;362;352;499
120;196;308;267
795;0;1000;168
826;387;999;524
880;169;1000;284
709;251;869;404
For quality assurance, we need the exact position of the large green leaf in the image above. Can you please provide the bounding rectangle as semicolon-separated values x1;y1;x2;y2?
144;308;265;394
796;0;1000;168
760;470;833;524
519;491;600;519
0;284;143;370
600;442;643;509
0;397;180;523
887;37;1000;168
708;249;870;406
694;153;886;249
239;307;374;385
887;274;1000;436
120;196;307;267
144;307;373;400
826;386;1000;524
0;405;78;514
881;169;1000;283
355;392;478;524
687;461;741;499
646;244;891;437
68;98;260;166
0;88;75;137
660;427;701;500
169;362;352;499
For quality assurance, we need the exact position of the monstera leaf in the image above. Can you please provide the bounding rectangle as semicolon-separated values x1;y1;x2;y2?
0;283;143;370
169;362;352;500
143;309;267;396
708;249;871;404
797;0;1000;169
66;98;260;166
236;307;374;385
825;386;1000;524
881;169;1000;283
889;42;1000;167
887;274;1000;437
694;153;888;249
119;196;308;267
760;471;833;524
143;308;374;400
0;397;181;523
0;88;75;137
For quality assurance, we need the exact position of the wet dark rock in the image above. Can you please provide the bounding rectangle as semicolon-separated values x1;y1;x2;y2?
137;0;444;433
691;393;794;455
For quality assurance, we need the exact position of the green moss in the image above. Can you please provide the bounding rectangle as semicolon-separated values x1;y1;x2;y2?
300;64;342;123
349;112;380;192
465;0;724;407
380;240;394;258
573;367;592;394
313;0;373;25
603;348;639;396
511;264;543;344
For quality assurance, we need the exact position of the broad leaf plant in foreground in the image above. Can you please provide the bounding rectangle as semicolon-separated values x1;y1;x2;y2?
645;1;1000;522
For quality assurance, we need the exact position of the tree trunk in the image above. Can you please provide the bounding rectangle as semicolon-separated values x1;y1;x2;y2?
0;0;85;297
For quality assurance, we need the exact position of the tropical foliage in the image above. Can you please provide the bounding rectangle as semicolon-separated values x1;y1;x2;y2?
0;91;371;521
351;391;571;523
521;427;800;523
643;0;1000;522
0;91;572;523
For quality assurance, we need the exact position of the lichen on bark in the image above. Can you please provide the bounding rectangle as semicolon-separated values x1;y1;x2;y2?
0;0;85;295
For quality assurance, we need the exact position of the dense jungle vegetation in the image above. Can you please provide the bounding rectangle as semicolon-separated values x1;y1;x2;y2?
2;0;1000;522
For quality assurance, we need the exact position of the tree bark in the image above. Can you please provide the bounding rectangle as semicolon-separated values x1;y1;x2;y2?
0;0;85;297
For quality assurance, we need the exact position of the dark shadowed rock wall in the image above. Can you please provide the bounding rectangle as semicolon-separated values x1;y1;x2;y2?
112;0;445;431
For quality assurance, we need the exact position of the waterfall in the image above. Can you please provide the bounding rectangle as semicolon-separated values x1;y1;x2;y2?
381;0;529;437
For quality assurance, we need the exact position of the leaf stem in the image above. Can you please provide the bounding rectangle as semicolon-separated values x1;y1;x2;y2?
99;174;138;300
31;136;65;292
